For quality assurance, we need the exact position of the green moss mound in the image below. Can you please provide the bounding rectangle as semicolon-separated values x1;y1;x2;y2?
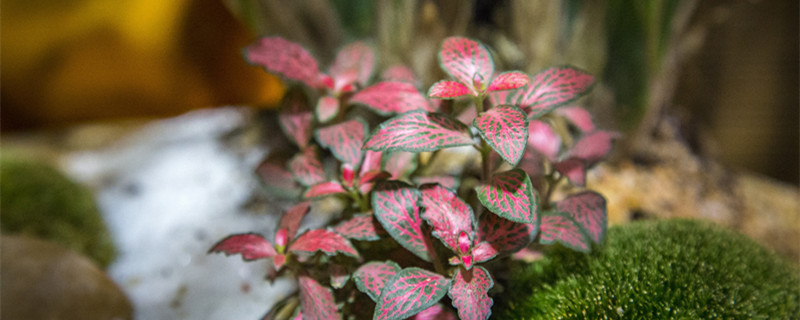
496;219;800;319
1;156;116;267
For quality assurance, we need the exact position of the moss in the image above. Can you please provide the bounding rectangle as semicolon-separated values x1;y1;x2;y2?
1;156;116;267
495;219;800;319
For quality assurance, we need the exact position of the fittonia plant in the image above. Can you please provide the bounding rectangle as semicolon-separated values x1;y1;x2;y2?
210;36;614;320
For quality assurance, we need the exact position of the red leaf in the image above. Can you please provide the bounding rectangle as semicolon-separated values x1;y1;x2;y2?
438;37;494;95
528;120;561;161
374;267;450;320
304;181;347;198
486;71;529;92
316;95;340;123
503;66;595;119
364;111;474;152
539;212;591;252
255;162;300;197
383;151;417;180
382;65;418;84
209;233;276;261
420;184;475;252
316;119;367;166
278;97;313;148
333;214;385;241
554;158;586;186
470;241;498;264
475;169;538;224
352;81;435;115
556;106;595;132
329;41;374;86
569;130;618;165
245;37;321;88
354;261;400;302
449;267;494;320
278;201;311;240
371;181;433;261
289;147;325;186
414;176;458;190
428;80;472;99
478;211;536;254
473;105;529;166
298;276;341;320
410;304;457;320
330;264;350;289
556;191;607;243
289;229;359;258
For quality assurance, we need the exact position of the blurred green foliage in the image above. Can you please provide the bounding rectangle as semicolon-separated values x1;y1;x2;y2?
495;219;800;319
0;155;116;267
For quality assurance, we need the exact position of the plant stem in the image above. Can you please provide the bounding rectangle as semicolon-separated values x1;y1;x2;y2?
474;95;492;184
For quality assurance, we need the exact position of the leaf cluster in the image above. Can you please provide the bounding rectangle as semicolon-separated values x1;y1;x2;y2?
209;36;616;319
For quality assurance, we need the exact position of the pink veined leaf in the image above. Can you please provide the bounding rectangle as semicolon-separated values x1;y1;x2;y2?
556;106;595;133
371;180;433;261
208;233;276;261
288;147;325;187
473;105;529;166
290;308;302;320
329;41;374;86
475;169;538;224
383;151;417;180
255;161;300;198
478;211;536;254
360;150;383;175
554;158;586;186
298;276;341;320
278;98;313;149
330;263;350;289
315;119;367;166
419;184;476;252
316;95;340;123
374;267;450;320
288;229;359;258
504;66;595;119
486;71;530;92
438;37;494;96
304;181;347;198
449;266;494;320
354;261;400;302
470;241;498;264
245;37;321;88
333;214;385;241
278;201;311;240
410;304;457;320
428;80;472;99
569;130;619;165
556;191;607;243
352;81;435;115
414;176;459;190
528;120;561;161
382;65;418;84
364;110;474;152
539;212;591;253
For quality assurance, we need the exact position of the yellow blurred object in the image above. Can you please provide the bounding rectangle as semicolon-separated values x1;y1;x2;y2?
1;0;284;131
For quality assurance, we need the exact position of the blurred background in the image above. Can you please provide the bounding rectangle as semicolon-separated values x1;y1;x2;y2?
1;0;798;184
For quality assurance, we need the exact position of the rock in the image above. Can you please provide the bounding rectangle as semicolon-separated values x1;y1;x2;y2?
1;235;133;320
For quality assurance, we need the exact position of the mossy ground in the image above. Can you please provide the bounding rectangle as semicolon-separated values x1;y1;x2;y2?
1;155;116;267
495;219;800;319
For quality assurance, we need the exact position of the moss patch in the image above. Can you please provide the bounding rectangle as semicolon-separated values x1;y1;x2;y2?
1;156;115;267
496;219;800;319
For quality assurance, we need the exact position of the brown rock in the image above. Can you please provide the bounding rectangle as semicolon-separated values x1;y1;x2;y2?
1;235;133;320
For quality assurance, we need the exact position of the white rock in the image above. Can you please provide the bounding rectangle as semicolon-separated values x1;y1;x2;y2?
64;107;294;320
